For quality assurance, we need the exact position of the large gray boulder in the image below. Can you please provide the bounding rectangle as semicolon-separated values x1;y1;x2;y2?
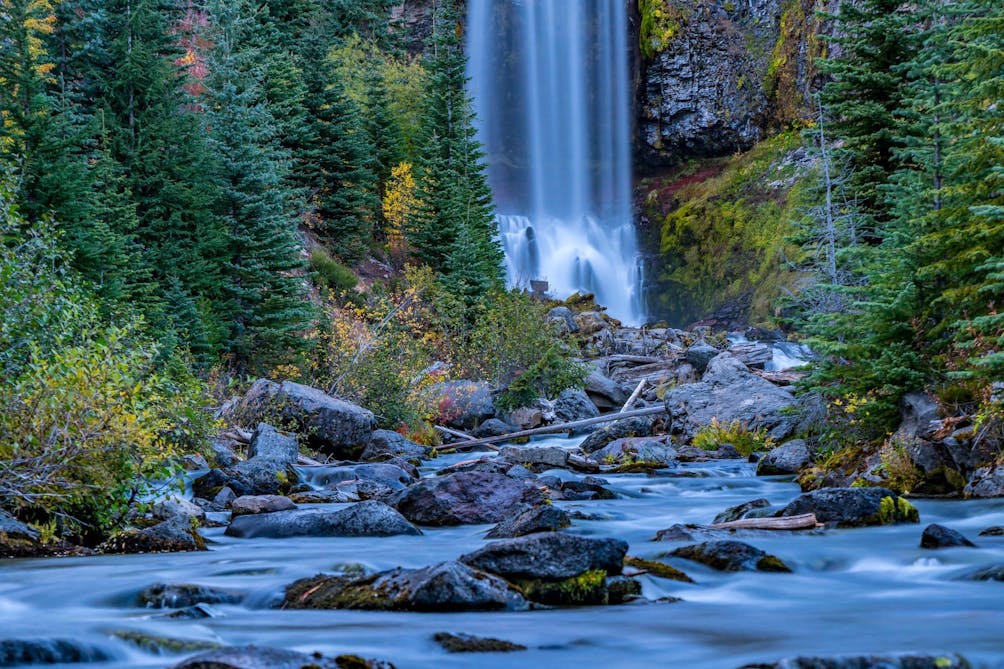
389;471;545;526
359;430;430;462
228;379;375;459
225;501;421;539
229;495;296;517
587;437;678;467
664;353;798;443
553;388;600;425
964;465;1004;498
283;561;527;612
756;439;811;475
245;423;299;464
778;487;919;527
579;416;659;454
460;532;627;581
584;370;630;412
498;445;569;469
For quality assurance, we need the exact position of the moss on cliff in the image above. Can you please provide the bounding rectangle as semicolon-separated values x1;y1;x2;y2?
642;131;812;326
639;0;688;59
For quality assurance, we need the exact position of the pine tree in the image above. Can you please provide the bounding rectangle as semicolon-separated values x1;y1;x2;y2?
409;0;503;302
206;0;314;373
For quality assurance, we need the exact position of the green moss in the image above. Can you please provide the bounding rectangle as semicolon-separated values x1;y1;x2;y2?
516;569;608;606
639;0;687;59
874;496;920;525
624;556;694;583
692;418;775;457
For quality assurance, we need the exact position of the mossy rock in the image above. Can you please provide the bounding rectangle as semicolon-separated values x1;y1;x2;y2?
624;556;694;583
109;630;221;655
513;569;608;606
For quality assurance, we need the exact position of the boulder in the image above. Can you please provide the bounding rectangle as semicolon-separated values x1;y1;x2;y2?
756;439;812;476
0;510;44;558
574;311;608;336
0;639;109;666
437;458;510;477
201;457;299;498
579;416;658;454
100;516;206;554
359;430;430;462
246;423;298;464
978;526;1004;536
151;497;207;523
676;444;742;462
169;646;395;669
957;564;1004;581
584;370;630;412
738;654;971;669
283;561;527;612
684;341;720;373
472;418;519;438
227;379;375;459
460;532;627;581
587;437;677;468
663;353;798;443
778;487;919;528
498;445;569;469
389;471;545;526
920;524;975;549
225;501;421;539
553;388;600;425
712;498;772;524
426;380;495;429
669;540;791;572
230;495;297;517
432;632;526;653
546;306;579;335
138;583;244;609
555;476;616;501
484;505;571;539
964;465;1004;498
208;438;239;468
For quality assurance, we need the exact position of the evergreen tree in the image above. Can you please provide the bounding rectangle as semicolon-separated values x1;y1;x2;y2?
409;0;503;303
205;0;314;373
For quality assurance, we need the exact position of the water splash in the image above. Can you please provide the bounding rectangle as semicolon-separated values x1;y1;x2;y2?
467;0;645;324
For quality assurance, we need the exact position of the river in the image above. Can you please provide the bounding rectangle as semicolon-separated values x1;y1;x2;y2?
3;437;1004;668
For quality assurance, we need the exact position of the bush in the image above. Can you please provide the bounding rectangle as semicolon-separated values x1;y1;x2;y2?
692;417;775;457
310;247;358;294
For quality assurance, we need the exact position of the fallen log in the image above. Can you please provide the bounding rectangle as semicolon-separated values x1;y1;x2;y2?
709;513;818;531
434;425;499;452
619;379;647;413
437;405;668;452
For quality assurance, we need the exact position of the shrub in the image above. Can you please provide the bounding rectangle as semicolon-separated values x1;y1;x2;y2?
692;417;775;457
309;247;358;294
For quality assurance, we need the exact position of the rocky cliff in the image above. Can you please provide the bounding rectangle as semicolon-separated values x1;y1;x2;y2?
633;0;827;166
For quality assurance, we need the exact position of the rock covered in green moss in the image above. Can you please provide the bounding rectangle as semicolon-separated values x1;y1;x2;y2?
100;516;206;554
778;487;919;527
624;556;694;583
669;540;791;573
109;630;221;655
432;632;526;653
282;561;527;612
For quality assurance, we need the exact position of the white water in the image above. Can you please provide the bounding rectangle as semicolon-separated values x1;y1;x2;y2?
467;0;645;324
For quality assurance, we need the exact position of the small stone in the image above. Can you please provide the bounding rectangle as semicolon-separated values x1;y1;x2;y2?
920;523;976;549
432;632;526;653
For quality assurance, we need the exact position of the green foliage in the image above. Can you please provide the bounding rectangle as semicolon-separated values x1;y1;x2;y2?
638;0;684;59
309;248;359;294
692;418;775;457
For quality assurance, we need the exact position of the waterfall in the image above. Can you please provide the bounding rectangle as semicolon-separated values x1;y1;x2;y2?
466;0;645;325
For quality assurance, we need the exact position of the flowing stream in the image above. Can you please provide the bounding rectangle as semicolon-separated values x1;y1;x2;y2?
466;0;645;324
5;437;1004;668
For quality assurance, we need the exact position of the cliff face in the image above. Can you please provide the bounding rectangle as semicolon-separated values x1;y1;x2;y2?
633;0;826;166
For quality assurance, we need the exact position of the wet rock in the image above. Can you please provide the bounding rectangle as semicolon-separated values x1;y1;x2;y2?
664;353;798;443
169;645;362;669
432;632;526;653
505;464;536;480
713;498;772;524
283;561;527;612
0;511;45;558
359;430;430;462
669;540;791;572
226;379;375;459
553;388;600;426
100;516;206;554
978;526;1004;536
389;471;545;526
436;458;510;477
677;444;742;462
756;439;811;476
623;556;694;583
288;490;357;504
685;341;720;373
957;564;1004;581
579;416;658;454
498;445;569;469
556;477;616;501
460;532;627;581
920;524;976;549
329;479;395;501
230;495;297;517
738;654;971;669
484;505;571;539
588;437;677;468
0;639;110;666
157;604;217;620
304;463;416;490
212;486;237;510
472;418;519;438
653;524;741;543
225;501;421;539
426;380;495;429
778;487;919;528
246;423;298;465
109;630;221;655
138;583;244;609
606;575;643;604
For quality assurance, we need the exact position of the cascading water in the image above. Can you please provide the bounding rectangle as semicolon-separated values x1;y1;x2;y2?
467;0;645;324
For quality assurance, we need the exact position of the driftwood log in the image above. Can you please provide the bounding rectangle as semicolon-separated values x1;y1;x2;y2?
709;513;819;531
